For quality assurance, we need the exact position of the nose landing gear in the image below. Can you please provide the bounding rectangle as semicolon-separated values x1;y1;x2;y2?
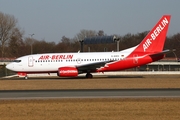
25;75;28;80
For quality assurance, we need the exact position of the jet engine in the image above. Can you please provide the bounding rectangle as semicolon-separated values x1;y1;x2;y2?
57;67;78;77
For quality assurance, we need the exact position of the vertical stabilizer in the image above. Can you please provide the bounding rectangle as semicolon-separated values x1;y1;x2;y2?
131;15;171;54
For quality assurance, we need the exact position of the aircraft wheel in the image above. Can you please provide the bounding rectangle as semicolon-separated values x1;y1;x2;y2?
25;76;28;80
86;73;93;78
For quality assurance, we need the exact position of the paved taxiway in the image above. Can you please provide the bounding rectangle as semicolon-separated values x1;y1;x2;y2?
0;89;180;100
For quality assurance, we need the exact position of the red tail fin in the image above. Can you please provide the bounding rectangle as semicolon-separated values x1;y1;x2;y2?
132;15;171;53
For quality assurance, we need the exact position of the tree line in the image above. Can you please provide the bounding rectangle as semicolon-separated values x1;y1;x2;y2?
0;11;180;59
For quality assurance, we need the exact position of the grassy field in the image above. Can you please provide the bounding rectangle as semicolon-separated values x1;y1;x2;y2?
0;75;180;120
0;98;180;120
0;75;180;90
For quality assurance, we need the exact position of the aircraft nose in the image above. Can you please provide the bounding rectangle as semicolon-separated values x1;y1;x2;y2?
6;63;14;71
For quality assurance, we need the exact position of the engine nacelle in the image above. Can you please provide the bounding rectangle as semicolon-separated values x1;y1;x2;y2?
57;67;78;77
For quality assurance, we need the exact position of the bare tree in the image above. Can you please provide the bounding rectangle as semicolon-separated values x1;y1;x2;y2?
55;36;73;52
61;36;70;44
98;30;104;36
0;11;17;57
24;37;36;55
75;29;97;41
8;27;24;57
32;40;56;54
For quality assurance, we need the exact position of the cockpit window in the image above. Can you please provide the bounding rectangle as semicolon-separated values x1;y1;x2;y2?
13;60;21;63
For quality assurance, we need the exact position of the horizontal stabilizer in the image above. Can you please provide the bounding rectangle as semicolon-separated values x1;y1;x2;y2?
149;49;175;57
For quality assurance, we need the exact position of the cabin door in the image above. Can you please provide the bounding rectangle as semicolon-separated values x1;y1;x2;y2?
28;56;34;67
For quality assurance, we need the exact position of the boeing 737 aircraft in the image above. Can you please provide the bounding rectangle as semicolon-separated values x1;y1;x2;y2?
6;15;171;79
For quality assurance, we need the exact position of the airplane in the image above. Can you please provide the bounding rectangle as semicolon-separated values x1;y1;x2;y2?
6;15;171;79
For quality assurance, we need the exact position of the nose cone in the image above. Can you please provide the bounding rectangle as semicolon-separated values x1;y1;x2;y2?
6;63;14;71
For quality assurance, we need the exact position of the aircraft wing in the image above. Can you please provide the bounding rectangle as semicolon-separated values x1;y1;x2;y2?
76;60;114;72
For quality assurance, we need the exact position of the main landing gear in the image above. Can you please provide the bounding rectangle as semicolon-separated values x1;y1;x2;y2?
85;73;93;78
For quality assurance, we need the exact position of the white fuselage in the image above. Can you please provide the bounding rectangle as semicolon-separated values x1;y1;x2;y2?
6;46;137;73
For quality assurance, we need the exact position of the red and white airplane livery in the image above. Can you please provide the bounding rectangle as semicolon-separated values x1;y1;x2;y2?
6;15;171;79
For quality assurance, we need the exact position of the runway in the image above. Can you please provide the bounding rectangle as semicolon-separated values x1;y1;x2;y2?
0;89;180;100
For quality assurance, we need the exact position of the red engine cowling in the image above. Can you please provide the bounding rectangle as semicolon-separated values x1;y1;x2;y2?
58;67;78;77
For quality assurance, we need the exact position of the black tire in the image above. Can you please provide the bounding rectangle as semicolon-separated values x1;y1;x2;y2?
86;73;93;78
25;76;28;80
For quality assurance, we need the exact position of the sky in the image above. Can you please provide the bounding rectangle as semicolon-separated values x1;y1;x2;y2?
0;0;180;43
